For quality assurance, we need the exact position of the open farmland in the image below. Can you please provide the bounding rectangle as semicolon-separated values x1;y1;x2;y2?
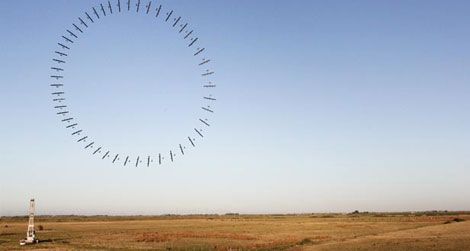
1;213;470;250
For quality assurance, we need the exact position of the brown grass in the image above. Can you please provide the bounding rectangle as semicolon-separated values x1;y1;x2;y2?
136;231;257;242
1;213;470;250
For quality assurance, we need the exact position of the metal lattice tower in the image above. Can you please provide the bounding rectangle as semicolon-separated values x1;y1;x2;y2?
27;199;36;240
20;199;38;245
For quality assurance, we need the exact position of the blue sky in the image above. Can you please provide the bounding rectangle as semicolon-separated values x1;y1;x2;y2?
1;0;469;216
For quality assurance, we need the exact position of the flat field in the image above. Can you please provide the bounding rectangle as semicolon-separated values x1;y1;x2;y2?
1;213;470;250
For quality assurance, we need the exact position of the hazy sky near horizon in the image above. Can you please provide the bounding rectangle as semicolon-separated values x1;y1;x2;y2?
1;0;470;216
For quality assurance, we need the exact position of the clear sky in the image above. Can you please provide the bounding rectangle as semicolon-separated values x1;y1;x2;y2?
1;0;469;216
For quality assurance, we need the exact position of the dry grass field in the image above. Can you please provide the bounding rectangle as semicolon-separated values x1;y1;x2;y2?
1;213;470;250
